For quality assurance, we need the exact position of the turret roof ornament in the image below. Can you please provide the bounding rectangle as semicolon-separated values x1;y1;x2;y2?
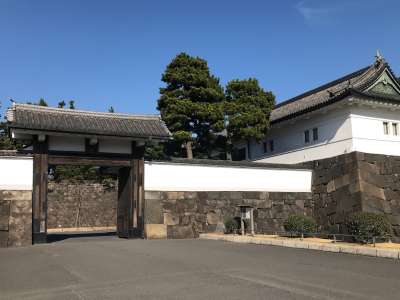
375;49;384;65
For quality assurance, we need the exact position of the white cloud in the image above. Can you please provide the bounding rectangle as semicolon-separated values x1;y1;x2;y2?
295;0;364;24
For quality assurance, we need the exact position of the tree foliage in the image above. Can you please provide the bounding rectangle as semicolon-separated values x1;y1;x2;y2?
284;215;317;235
225;78;275;141
27;98;48;106
0;121;16;150
346;212;391;243
69;100;75;109
225;78;275;158
0;101;16;150
157;53;224;159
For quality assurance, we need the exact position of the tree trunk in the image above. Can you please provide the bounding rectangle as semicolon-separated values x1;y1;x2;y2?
185;141;193;159
247;139;251;160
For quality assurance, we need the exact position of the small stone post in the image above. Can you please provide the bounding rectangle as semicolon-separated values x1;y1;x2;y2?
250;208;255;236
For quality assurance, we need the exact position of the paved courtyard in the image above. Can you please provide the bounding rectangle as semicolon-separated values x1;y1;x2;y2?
0;235;399;299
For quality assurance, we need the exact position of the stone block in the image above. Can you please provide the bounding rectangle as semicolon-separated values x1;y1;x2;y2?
8;213;32;247
349;182;361;194
326;180;335;193
320;244;340;253
10;200;32;215
356;248;377;257
362;196;387;214
360;182;385;200
242;192;262;200
0;231;8;248
162;200;177;213
145;191;161;200
184;192;198;200
163;212;179;225
145;198;163;224
145;224;167;239
0;190;32;201
376;249;399;259
384;189;399;201
358;161;378;174
178;198;197;212
206;212;219;225
388;215;400;226
180;214;192;226
167;225;196;239
0;201;10;231
334;174;350;190
257;199;272;209
269;192;285;200
295;200;305;209
390;201;400;215
340;246;357;255
162;191;185;200
229;191;243;200
207;192;221;200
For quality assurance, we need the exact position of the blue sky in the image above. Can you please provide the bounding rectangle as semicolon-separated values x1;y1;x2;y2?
1;0;399;116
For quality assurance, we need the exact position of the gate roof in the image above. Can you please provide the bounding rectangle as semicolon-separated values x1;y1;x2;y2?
7;103;171;140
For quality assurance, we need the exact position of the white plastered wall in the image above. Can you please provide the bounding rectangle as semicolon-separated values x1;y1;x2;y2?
99;139;131;154
350;105;400;156
0;157;33;190
49;136;85;152
254;106;353;164
144;162;312;192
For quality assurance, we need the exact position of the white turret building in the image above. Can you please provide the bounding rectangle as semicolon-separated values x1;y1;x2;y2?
236;54;400;164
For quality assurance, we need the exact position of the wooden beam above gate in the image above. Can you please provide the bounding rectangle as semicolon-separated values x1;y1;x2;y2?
48;155;131;167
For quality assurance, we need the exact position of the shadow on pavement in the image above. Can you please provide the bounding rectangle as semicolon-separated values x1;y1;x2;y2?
47;231;117;243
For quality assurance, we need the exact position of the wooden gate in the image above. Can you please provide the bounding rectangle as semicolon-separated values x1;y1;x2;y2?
32;147;145;243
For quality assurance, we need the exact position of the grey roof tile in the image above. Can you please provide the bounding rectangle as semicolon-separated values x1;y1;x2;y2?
7;104;171;140
270;61;389;123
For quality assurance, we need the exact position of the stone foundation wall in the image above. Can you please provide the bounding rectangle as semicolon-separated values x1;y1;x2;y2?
144;191;313;239
303;152;363;232
356;153;400;238
305;152;400;240
0;190;32;247
47;180;117;229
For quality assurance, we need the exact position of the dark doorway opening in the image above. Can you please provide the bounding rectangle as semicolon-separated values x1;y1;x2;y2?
32;153;145;244
46;164;118;242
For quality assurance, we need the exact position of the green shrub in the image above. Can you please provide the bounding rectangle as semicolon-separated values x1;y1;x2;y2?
346;212;391;243
284;215;317;235
224;217;239;234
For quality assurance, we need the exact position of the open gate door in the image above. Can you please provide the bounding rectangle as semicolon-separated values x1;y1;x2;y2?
117;167;131;238
117;159;144;239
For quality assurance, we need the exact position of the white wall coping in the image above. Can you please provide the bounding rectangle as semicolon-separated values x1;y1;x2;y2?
144;161;312;192
0;157;33;190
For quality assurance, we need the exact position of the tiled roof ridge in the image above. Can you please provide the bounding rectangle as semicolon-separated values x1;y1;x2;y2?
10;103;162;121
270;89;352;124
274;65;371;109
351;61;389;91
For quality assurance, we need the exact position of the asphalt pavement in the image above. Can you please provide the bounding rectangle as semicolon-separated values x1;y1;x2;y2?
0;234;399;299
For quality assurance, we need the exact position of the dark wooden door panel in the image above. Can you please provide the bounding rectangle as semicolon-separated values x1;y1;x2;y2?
117;167;131;238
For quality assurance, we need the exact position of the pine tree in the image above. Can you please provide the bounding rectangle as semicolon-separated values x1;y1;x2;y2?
58;100;66;108
225;78;275;159
0;101;17;150
37;98;48;106
158;53;224;159
69;100;75;109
